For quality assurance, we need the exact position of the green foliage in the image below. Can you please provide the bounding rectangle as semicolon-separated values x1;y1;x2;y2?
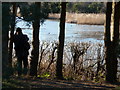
115;87;120;89
3;81;17;88
2;3;11;25
19;3;33;21
87;2;105;13
41;3;50;18
19;2;49;23
49;2;61;13
19;2;105;14
18;2;105;23
37;72;50;78
2;80;21;88
66;2;105;13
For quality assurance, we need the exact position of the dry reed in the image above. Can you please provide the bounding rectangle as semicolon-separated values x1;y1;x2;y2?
49;13;105;25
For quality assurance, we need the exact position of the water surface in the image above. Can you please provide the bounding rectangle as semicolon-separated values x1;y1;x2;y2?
16;19;104;43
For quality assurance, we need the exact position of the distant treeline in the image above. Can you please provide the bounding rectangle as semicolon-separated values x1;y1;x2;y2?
17;2;106;20
47;2;106;13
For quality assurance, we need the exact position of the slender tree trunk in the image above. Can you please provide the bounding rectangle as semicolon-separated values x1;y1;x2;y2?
8;2;16;68
30;2;41;76
56;2;66;79
2;3;10;78
104;2;112;82
46;46;57;70
96;47;101;79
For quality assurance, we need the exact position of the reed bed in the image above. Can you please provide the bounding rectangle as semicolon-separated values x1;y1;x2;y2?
49;13;105;25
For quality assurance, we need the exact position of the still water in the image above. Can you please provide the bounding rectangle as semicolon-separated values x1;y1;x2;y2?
16;19;104;43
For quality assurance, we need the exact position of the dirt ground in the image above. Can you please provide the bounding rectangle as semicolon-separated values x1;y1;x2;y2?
2;76;120;89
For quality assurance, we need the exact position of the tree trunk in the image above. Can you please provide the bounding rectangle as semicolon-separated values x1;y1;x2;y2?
30;2;41;76
56;2;66;79
8;2;16;68
105;2;120;83
2;3;10;78
110;2;120;82
104;2;112;82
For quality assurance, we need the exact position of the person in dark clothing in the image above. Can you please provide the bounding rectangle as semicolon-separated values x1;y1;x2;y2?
13;27;30;76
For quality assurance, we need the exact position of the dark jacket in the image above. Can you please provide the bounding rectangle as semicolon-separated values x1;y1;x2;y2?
13;33;30;57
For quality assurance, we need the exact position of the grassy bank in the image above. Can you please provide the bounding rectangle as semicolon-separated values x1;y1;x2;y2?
49;13;105;25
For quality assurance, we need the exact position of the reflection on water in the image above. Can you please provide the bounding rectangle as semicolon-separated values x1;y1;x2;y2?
16;19;104;43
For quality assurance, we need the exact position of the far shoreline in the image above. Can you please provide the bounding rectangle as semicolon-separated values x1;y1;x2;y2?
48;13;105;25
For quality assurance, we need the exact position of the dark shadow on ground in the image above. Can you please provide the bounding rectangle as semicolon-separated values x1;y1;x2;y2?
2;76;119;89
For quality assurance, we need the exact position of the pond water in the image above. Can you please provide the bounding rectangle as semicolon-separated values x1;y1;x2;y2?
16;19;104;43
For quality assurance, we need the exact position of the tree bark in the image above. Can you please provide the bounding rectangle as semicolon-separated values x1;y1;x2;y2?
8;2;16;68
110;2;120;82
2;3;10;78
104;2;112;82
105;2;120;83
30;2;41;76
56;2;66;79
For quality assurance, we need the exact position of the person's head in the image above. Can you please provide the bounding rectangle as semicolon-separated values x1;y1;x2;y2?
16;27;22;34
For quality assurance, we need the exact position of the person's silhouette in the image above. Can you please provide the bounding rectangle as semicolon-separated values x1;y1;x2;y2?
13;27;30;76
